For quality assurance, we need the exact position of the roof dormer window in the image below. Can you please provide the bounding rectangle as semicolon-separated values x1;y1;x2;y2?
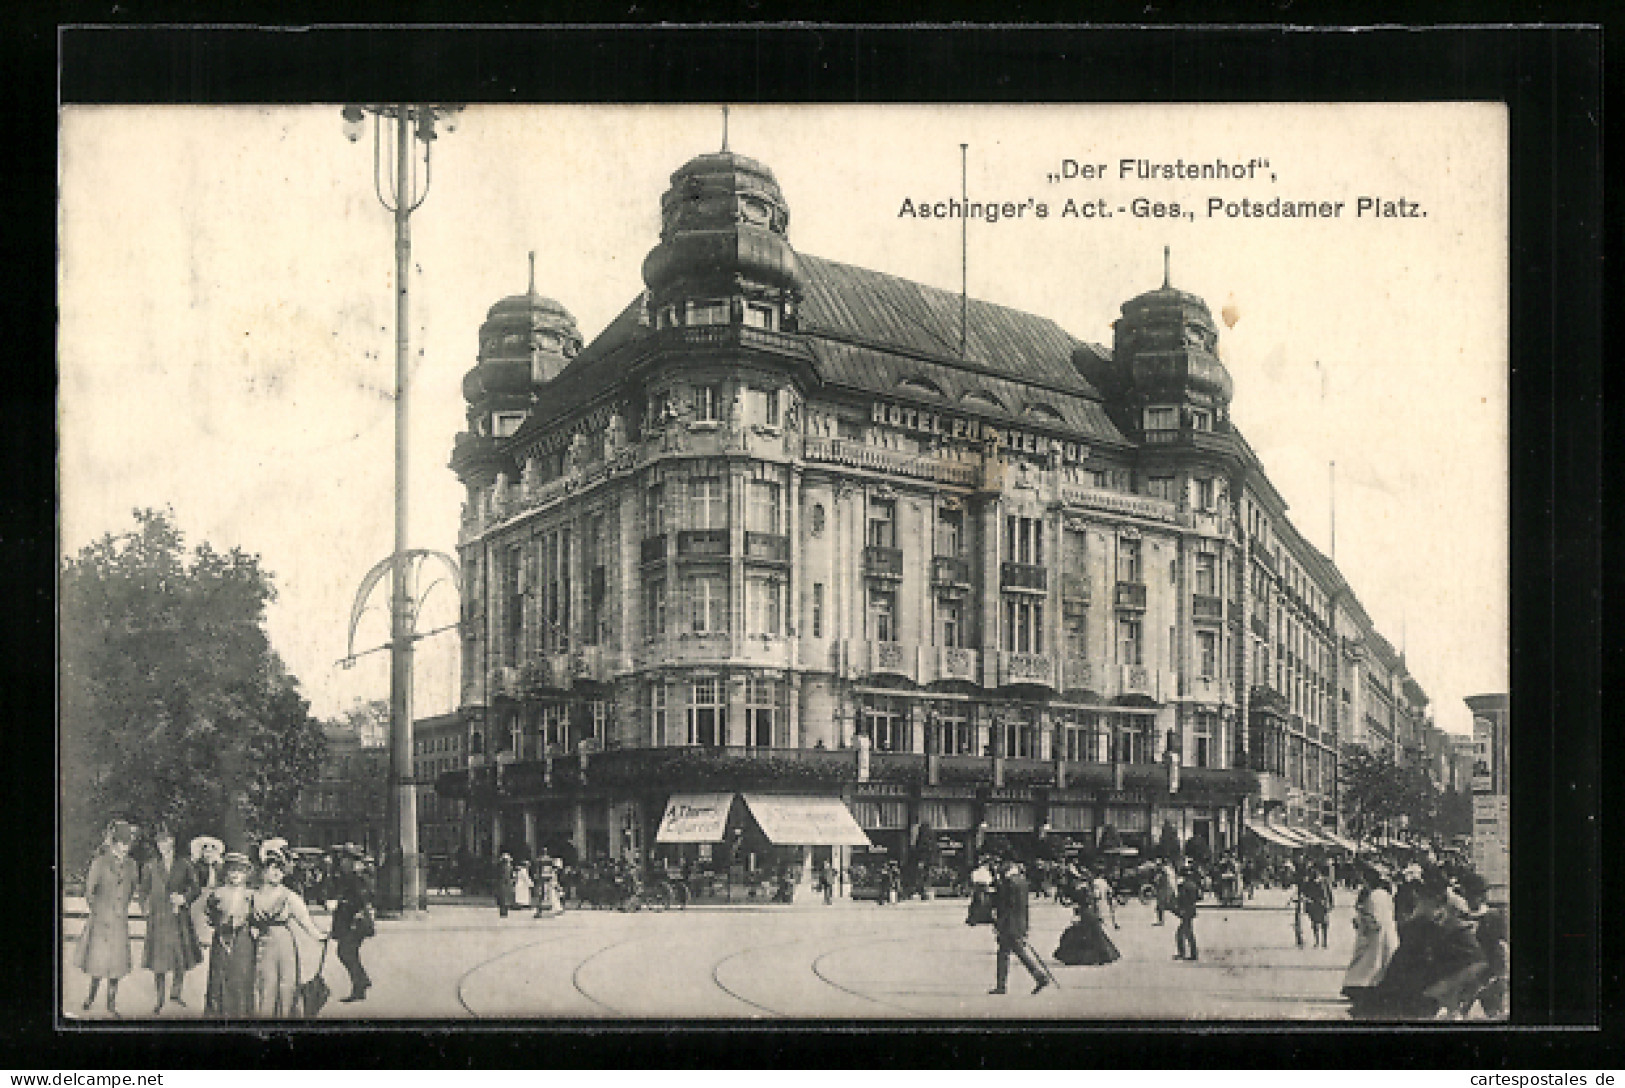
1144;406;1178;431
744;302;778;330
493;411;526;438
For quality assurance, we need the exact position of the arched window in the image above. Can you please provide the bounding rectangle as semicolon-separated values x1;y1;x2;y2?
1024;402;1065;422
960;390;1005;412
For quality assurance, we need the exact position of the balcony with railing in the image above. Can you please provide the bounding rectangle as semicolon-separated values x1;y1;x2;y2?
1193;594;1224;623
1000;561;1048;593
868;639;916;680
999;650;1055;688
742;531;789;564
802;435;982;488
1114;581;1148;611
932;554;972;588
863;545;904;580
677;528;730;559
1117;663;1160;701
1060;656;1096;693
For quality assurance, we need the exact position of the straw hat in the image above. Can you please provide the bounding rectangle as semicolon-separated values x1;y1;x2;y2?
190;835;225;862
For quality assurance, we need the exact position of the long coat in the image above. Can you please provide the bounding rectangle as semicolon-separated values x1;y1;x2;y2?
75;850;138;979
1342;886;1399;990
203;884;257;1018
140;853;203;973
992;872;1031;940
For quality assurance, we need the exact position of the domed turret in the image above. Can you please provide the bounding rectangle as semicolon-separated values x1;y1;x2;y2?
640;132;802;327
1112;248;1234;426
463;256;583;409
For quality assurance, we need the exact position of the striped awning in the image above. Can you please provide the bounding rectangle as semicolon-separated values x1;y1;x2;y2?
1243;821;1298;848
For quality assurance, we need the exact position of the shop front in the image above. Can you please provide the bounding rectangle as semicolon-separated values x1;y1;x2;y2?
739;793;872;903
851;792;910;900
1042;794;1098;862
917;791;977;893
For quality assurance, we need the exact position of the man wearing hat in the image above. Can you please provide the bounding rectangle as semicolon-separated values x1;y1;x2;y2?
330;845;375;1003
138;826;203;1014
1173;863;1202;962
75;819;139;1016
988;858;1050;995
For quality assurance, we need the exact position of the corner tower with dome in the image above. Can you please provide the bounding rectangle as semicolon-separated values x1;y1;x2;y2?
439;141;1429;897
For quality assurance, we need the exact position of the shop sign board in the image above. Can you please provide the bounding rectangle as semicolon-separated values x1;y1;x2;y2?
1472;793;1510;888
655;793;734;843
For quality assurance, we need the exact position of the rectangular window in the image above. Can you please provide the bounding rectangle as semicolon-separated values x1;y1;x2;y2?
646;579;667;637
935;507;963;557
689;476;726;529
754;387;781;425
645;483;665;537
693;384;722;422
1119;616;1143;665
869;586;897;642
744;303;776;330
1003;597;1044;653
541;705;565;751
1189;408;1213;432
588;700;607;745
859;696;907;753
811;583;825;639
688;575;727;634
687;678;725;747
1113;715;1152;764
939;596;963;649
1147;476;1176;501
1198;630;1219;678
1193;713;1215;769
1144;406;1178;431
686;299;728;327
1195;478;1216;511
651;682;668;746
1118;537;1141;583
1196;552;1217;595
749;480;781;533
1091;469;1111;489
867;498;896;548
745;676;778;748
504;545;525;667
493;411;526;438
748;576;783;636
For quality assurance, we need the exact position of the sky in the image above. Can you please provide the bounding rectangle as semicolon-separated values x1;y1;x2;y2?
58;104;1508;735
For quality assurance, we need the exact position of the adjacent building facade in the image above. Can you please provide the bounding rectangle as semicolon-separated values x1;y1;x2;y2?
438;144;1425;888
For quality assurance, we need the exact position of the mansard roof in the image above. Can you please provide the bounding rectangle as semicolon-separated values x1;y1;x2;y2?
513;251;1124;447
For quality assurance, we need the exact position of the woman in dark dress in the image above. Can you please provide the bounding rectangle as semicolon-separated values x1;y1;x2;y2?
203;852;258;1018
139;827;203;1013
1054;873;1121;966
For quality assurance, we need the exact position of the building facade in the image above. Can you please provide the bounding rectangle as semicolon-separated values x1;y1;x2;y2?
413;712;471;861
440;144;1423;887
291;719;389;853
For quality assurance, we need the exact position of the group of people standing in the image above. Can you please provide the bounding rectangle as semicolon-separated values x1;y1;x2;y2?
72;820;376;1019
493;850;564;918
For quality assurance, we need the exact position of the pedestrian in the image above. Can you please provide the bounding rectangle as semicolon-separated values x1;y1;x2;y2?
1342;864;1399;1016
137;826;203;1014
817;860;834;905
988;860;1050;995
250;847;326;1017
1090;865;1119;931
330;846;375;1004
1154;858;1177;926
512;859;534;911
533;850;563;918
494;852;515;917
75;819;139;1016
1419;875;1491;1019
1173;864;1201;962
1054;871;1120;966
1460;872;1508;1019
1300;865;1335;948
203;851;258;1019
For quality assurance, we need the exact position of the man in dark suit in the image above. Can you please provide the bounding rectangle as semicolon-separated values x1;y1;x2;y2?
1173;864;1202;961
331;847;374;1003
990;860;1050;995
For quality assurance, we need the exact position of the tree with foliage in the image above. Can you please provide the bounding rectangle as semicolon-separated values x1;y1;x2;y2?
60;509;327;871
1338;743;1443;841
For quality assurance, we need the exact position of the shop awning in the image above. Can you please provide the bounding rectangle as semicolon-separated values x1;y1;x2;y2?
740;794;872;846
655;793;735;843
1243;821;1298;848
1321;831;1361;852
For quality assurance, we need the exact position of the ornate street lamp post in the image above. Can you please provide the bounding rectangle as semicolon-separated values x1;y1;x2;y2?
341;103;461;914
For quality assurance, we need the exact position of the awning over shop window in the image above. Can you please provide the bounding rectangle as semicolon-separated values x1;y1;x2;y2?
1269;824;1322;847
1243;821;1298;848
740;794;872;846
655;793;734;843
1320;831;1361;852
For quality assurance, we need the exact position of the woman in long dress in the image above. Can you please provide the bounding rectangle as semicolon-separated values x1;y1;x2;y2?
203;852;258;1018
1342;866;1400;1015
512;860;534;910
1054;872;1121;966
75;820;138;1016
532;851;563;918
251;850;326;1017
138;828;203;1014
